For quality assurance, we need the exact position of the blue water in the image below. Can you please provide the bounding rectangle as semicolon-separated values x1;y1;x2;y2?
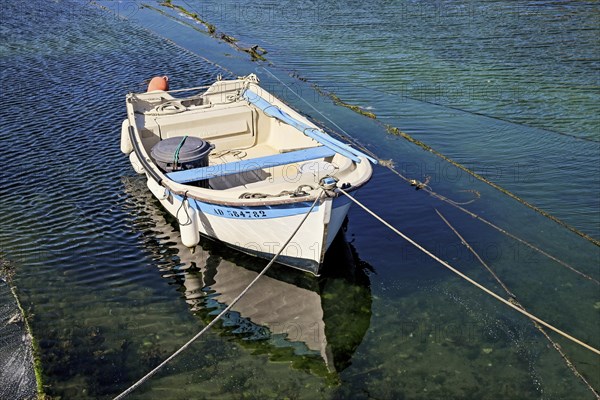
0;0;599;398
193;1;600;137
164;0;600;239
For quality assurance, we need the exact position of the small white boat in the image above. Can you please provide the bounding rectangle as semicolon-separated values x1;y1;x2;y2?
121;74;375;275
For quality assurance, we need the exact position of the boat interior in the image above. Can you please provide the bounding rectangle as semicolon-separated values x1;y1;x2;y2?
127;79;371;199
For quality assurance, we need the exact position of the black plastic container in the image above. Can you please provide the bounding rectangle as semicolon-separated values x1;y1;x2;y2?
151;136;213;187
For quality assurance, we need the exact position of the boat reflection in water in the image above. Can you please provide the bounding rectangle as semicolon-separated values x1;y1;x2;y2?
122;176;372;377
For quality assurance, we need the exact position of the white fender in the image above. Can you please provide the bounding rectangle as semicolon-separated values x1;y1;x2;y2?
129;152;145;174
177;200;200;248
120;119;133;154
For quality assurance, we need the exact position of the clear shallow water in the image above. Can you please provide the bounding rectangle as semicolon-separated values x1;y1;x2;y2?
190;0;600;139
173;0;600;238
0;0;599;399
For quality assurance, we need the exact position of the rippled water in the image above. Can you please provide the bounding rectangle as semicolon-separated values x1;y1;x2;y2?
180;0;600;238
0;0;599;399
193;0;600;138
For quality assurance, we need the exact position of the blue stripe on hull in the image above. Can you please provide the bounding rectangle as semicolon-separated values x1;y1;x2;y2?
196;201;320;219
172;194;351;219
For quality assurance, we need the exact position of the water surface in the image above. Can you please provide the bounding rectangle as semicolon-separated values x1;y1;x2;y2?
176;0;600;238
0;1;598;399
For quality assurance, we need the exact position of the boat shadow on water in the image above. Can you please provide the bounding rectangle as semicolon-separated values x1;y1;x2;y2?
122;175;373;382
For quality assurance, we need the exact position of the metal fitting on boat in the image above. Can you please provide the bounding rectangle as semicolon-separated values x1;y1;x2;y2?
319;176;338;190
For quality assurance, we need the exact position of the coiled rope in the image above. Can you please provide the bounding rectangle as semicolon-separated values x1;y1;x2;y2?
113;190;324;399
337;187;600;357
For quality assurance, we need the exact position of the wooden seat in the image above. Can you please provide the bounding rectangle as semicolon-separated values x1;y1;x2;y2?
167;146;336;184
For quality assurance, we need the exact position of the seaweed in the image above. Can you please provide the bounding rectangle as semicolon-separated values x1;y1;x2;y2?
157;1;268;61
312;85;376;119
1;258;48;400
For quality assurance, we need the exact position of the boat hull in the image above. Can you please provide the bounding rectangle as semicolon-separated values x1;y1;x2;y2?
148;178;353;275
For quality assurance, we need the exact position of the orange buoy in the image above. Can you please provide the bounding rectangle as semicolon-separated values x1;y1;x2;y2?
147;76;169;92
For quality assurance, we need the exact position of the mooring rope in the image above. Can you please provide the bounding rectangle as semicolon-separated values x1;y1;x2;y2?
259;67;597;284
376;156;600;284
435;209;600;398
259;66;600;261
382;124;600;247
384;159;595;284
435;209;516;298
423;182;599;286
337;187;600;357
113;190;324;399
375;142;597;284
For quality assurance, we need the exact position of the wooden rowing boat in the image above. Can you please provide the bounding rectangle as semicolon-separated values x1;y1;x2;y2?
121;74;375;275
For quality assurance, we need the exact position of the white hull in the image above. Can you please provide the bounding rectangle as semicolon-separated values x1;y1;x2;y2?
148;177;353;274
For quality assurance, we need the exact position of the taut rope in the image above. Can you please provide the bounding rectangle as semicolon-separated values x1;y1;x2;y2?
338;187;600;357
